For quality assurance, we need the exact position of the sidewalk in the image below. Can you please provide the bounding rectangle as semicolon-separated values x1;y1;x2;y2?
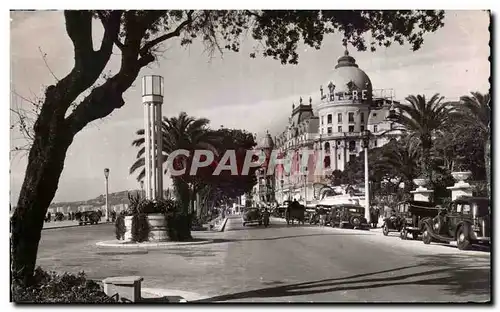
43;220;80;230
43;220;112;230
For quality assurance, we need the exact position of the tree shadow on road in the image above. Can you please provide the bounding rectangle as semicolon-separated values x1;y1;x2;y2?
229;223;319;231
209;232;372;244
194;254;490;302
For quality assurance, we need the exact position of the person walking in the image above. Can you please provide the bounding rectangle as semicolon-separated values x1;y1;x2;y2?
319;207;327;226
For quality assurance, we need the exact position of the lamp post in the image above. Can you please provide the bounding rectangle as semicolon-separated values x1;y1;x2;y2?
361;130;371;221
104;168;110;222
302;161;308;205
280;179;284;204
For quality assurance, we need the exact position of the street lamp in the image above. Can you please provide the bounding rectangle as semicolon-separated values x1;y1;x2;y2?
104;168;110;222
280;179;284;204
361;130;371;222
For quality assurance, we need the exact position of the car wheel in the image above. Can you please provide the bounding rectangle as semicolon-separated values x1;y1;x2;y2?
382;223;389;236
422;224;432;245
457;226;472;250
412;232;419;240
259;221;262;226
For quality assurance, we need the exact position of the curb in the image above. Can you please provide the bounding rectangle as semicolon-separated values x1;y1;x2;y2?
43;221;113;231
95;239;215;248
218;217;229;232
141;288;209;302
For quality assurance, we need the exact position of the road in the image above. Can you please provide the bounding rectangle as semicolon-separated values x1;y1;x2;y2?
36;215;490;303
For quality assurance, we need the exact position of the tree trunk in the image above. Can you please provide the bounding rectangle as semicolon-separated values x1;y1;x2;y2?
172;178;191;214
11;116;74;285
196;192;202;219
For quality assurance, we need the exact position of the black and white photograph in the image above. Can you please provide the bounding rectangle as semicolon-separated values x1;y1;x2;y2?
8;3;492;304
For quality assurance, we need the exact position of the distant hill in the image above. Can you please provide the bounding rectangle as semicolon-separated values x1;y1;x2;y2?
48;190;142;210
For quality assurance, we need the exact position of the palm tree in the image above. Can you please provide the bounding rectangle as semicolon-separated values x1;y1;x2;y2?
372;137;421;192
391;94;452;181
450;91;491;196
129;112;220;213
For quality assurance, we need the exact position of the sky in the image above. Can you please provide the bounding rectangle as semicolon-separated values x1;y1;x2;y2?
9;10;490;204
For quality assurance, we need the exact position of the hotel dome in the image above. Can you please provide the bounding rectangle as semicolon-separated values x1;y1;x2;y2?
325;50;372;103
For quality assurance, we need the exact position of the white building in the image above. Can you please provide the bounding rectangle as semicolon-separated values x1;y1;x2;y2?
271;48;402;205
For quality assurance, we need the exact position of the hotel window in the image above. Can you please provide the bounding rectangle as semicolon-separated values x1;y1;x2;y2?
321;116;324;125
360;112;365;123
348;140;356;151
327;114;332;124
327;127;332;135
348;125;354;133
324;156;331;168
338;154;341;160
348;112;354;123
374;125;378;133
338;126;342;133
338;113;342;123
360;125;365;132
324;142;330;152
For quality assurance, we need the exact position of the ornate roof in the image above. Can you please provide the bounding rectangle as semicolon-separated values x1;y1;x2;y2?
258;131;274;149
324;48;372;103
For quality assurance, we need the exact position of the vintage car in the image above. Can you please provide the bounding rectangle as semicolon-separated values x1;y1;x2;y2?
242;207;262;226
304;208;316;222
399;201;441;240
310;206;332;225
421;196;490;250
76;211;100;225
329;204;369;229
273;205;288;218
382;200;437;237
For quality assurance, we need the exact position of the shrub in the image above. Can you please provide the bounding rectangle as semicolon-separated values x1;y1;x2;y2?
114;214;125;240
12;267;112;303
164;201;192;241
131;213;150;242
165;212;192;241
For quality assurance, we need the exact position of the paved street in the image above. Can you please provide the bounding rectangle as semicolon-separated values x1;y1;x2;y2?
37;215;490;302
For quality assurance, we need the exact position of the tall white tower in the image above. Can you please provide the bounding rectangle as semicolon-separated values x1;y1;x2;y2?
142;75;164;200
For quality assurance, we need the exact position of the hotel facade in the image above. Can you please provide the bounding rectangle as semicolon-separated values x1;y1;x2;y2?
254;49;402;206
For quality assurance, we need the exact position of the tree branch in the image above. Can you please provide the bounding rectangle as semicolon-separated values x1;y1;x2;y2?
139;10;194;56
38;47;60;82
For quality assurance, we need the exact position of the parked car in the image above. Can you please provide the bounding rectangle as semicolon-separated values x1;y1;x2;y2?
308;208;321;225
382;200;436;237
310;206;332;225
273;205;287;218
242;207;262;226
420;196;490;250
329;204;369;229
76;211;100;225
399;201;441;240
304;208;316;222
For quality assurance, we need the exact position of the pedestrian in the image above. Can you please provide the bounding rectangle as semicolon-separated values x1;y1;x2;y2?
369;207;375;228
319;207;326;226
373;207;380;228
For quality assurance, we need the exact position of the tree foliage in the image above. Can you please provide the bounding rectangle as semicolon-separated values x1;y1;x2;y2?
336;91;490;203
390;94;452;179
